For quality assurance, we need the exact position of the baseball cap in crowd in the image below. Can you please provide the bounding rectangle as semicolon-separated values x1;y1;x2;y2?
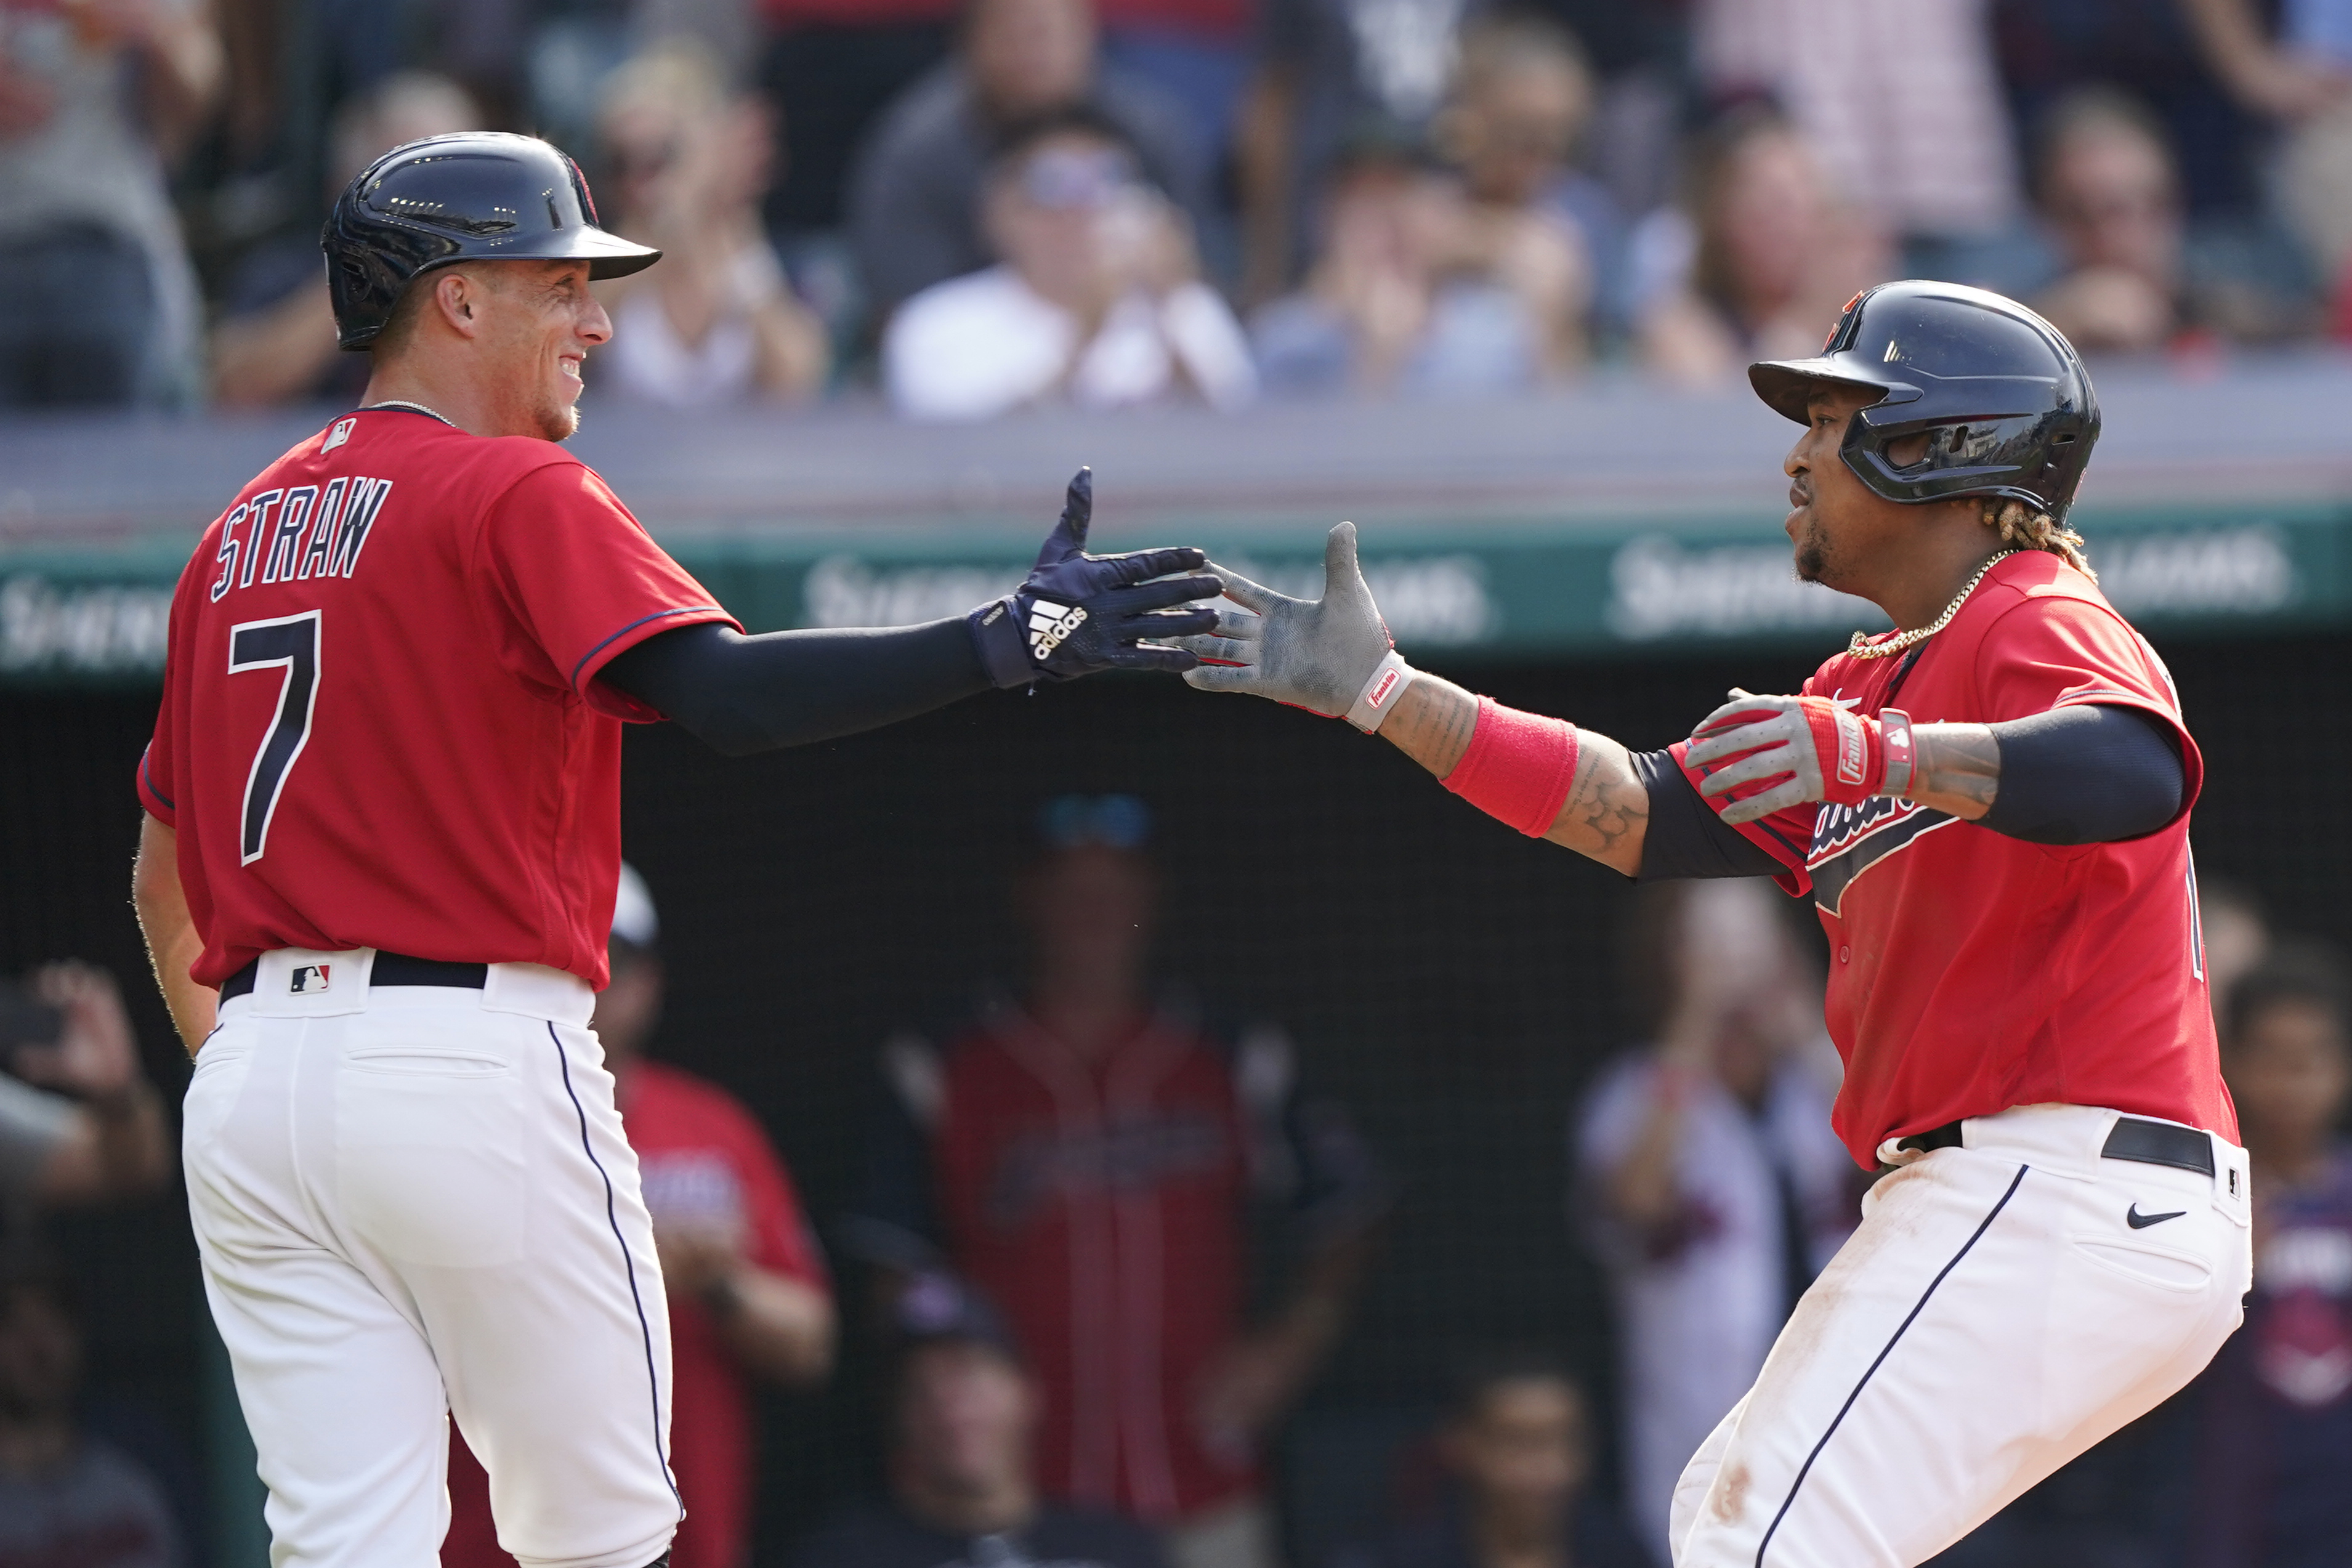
893;1271;1024;1363
1035;793;1154;851
612;862;659;950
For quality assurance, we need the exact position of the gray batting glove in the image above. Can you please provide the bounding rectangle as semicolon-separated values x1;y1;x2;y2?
1176;522;1416;732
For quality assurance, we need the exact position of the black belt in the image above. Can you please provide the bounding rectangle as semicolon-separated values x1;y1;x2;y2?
1896;1114;2216;1176
219;952;490;1001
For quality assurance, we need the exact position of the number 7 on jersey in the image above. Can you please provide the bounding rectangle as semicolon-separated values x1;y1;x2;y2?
228;610;321;865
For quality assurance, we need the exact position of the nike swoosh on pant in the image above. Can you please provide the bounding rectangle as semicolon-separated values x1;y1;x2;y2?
2127;1205;2188;1229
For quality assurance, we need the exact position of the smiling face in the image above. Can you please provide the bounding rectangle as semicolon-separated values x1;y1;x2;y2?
394;257;612;440
467;259;611;440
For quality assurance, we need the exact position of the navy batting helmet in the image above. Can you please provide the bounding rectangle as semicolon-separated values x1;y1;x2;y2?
1749;281;2100;522
322;132;660;350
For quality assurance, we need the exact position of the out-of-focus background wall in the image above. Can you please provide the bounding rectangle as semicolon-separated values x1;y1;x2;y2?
6;2;2352;1567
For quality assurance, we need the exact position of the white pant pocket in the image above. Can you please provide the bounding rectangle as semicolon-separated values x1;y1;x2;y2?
2069;1233;2215;1293
335;1035;528;1269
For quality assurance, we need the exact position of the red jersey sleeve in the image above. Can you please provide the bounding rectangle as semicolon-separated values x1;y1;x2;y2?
137;540;213;826
474;459;737;720
1973;592;2204;827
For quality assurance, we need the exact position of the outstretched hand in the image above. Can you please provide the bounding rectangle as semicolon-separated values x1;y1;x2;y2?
968;469;1225;687
1176;522;1399;722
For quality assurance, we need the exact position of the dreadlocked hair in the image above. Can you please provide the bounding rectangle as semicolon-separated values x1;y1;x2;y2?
1982;497;2095;582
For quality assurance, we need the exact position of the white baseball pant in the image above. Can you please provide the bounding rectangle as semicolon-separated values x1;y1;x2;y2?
183;948;681;1568
1670;1102;2251;1567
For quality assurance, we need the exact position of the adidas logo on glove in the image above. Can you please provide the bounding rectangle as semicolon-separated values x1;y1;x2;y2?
1027;600;1088;661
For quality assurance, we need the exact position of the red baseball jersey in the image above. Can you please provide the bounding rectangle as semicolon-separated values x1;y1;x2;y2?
862;1004;1386;1522
138;408;733;991
444;1060;831;1568
1673;550;2235;1170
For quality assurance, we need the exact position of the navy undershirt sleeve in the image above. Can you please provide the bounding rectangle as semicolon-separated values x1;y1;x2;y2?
599;618;990;756
1979;703;2183;844
1631;749;1788;881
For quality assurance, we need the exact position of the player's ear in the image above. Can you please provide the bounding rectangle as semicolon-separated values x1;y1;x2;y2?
431;269;483;339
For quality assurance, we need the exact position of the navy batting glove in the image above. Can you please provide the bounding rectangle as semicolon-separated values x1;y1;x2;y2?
966;469;1223;688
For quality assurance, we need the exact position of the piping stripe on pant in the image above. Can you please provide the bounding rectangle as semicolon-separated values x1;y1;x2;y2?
1752;1163;2029;1566
548;1021;682;1517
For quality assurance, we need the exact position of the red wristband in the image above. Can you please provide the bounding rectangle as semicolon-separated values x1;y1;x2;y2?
1796;695;1885;805
1442;697;1580;836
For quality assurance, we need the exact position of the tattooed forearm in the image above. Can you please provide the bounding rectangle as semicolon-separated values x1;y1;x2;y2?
1908;722;2000;820
1380;674;1649;871
1379;673;1481;777
1545;731;1648;875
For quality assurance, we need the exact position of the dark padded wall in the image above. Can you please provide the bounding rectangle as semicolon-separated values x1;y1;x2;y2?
4;633;2345;1559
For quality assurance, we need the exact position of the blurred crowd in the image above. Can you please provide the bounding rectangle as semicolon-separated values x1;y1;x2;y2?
7;0;2352;419
7;796;2352;1568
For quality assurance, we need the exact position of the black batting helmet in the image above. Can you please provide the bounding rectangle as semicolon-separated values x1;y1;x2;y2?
322;132;660;350
1749;281;2100;522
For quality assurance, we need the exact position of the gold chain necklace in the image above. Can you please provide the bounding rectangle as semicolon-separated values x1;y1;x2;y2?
1846;550;2022;660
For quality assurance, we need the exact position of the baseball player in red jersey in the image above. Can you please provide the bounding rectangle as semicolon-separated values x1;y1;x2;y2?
128;133;1219;1568
1174;281;2252;1566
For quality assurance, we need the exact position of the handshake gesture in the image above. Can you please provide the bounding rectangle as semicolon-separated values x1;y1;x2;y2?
979;482;1408;737
969;469;1226;687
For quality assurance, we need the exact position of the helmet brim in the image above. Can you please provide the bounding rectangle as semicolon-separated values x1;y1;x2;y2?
1748;355;1908;425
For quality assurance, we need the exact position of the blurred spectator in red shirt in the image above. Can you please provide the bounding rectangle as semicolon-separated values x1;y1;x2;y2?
791;1278;1173;1568
1634;103;1891;388
1331;1354;1646;1568
2186;952;2352;1566
445;864;835;1568
851;795;1387;1568
848;0;1207;318
1;962;172;1228
592;40;831;407
2029;86;2312;353
0;0;221;407
210;71;485;410
0;1269;185;1568
883;108;1252;418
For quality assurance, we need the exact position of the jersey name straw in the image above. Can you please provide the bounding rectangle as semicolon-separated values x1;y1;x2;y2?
140;408;735;990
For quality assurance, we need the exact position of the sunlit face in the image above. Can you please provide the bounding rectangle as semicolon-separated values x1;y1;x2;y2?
452;258;612;441
2226;1000;2351;1151
2044;129;2181;286
1459;62;1585;206
1784;384;1896;589
1716;131;1829;309
968;0;1094;116
984;132;1142;304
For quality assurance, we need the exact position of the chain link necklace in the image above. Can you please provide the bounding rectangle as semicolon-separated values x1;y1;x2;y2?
360;399;456;427
1846;549;2022;660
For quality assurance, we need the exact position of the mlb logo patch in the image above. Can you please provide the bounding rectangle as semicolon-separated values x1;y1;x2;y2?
289;964;331;995
321;417;357;454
